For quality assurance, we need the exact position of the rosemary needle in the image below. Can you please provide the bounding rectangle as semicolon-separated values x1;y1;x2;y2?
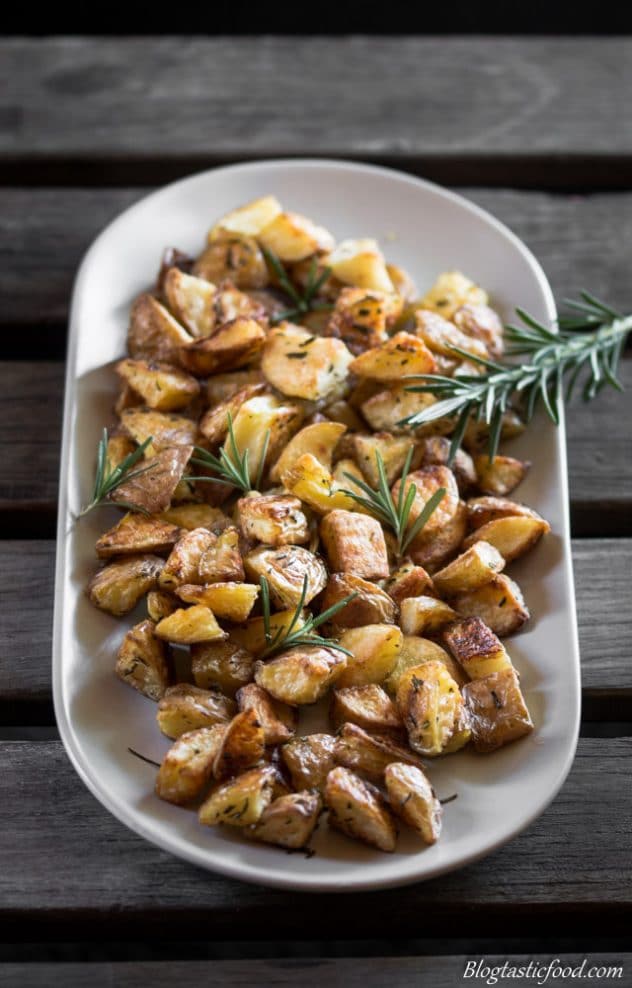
261;247;333;324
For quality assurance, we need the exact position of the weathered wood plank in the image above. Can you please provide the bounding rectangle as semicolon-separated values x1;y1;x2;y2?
0;739;628;939
1;539;629;720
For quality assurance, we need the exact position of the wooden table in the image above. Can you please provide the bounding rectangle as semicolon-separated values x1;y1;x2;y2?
1;36;631;985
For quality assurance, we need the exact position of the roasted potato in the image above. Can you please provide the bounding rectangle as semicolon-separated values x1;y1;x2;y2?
320;573;396;629
128;293;191;363
281;733;337;792
333;723;425;784
396;660;465;757
209;195;282;239
473;455;530;496
384;635;467;696
244;545;327;608
194;235;269;289
237;493;310;546
175;582;259;622
385;762;442;845
120;407;197;454
159;527;216;590
261;324;353;401
258;210;334;261
349;332;436;381
442;617;512;680
351;433;414;488
159;503;231;533
451;575;530;637
420;270;488;320
408;500;468;573
116;358;200;411
391;465;460;543
198;765;277;827
229;393;304;486
178;317;266;376
115;618;171;700
414;308;488;360
462;666;533;752
146;590;179;622
236;683;296;745
328;239;394;293
385;562;436;606
255;645;347;705
336;624;402;688
206;368;265;406
325;287;400;353
191;640;255;697
113;443;194;516
463;411;525;453
399;595;458;636
281;453;357;515
198;383;268;445
154;604;226;645
320;509;389;581
155;725;226;805
88;555;164;616
213;707;266;780
453;303;504;358
230;608;308;657
465;496;543;530
163;267;217;338
198;527;245;583
249;791;322;849
330;684;402;734
270;420;346;484
417;436;477;495
361;385;450;437
462;515;550;562
95;513;181;559
325;766;397;852
432;541;505;596
156;683;235;739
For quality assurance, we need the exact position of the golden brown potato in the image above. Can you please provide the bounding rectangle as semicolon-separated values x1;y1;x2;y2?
332;458;366;498
229;393;304;486
361;386;450;437
463;411;525;453
206;369;266;406
178;317;266;376
159;527;216;590
325;765;397;852
462;666;533;752
465;495;544;530
462;515;550;562
258;210;334;261
244;545;327;609
156;684;235;739
213;708;266;781
384;636;467;696
163;267;217;338
328;239;394;293
281;453;357;515
105;433;136;471
451;575;530;637
351;433;414;488
281;737;336;796
175;582;259;622
333;723;426;784
385;563;436;606
270;421;346;484
325;287;400;353
211;282;268;326
399;596;459;636
391;465;460;543
254;646;347;706
441;617;512;680
330;684;402;734
323;399;364;432
230;609;308;657
88;555;164;616
120;407;197;453
154;604;226;645
159;503;230;534
198;765;277;828
249;791;322;849
198;527;245;583
198;384;268;446
336;624;402;688
432;541;505;596
236;682;296;745
128;293;191;363
417;436;477;495
320;573;396;629
408;500;468;573
115;618;171;700
320;509;389;581
191;640;255;697
194;235;269;289
113;444;194;516
474;455;530;496
146;590;179;622
420;270;488;320
115;359;200;411
384;762;442;845
209;195;282;239
414;309;489;360
386;263;416;302
155;725;227;805
453;303;504;358
396;660;465;757
349;332;436;381
237;494;310;546
95;513;181;559
261;324;353;402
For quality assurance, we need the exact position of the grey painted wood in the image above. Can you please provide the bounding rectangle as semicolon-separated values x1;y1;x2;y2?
1;38;632;160
0;739;628;937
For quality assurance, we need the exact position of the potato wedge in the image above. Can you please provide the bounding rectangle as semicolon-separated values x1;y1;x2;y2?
417;436;477;495
462;666;533;752
408;500;468;573
474;454;530;496
336;624;402;688
159;527;216;590
154;605;226;645
249;791;322;849
88;555;164;616
236;683;296;745
163;267;217;338
113;443;194;516
384;636;467;696
280;733;336;792
198;765;276;827
361;386;450;437
333;723;425;784
281;453;357;515
396;660;465;757
261;324;353;401
159;503;231;534
320;573;396;629
414;308;488;360
211;282;268;326
128;293;191;363
385;762;442;845
399;595;459;636
325;766;397;852
191;640;255;697
351;433;414;488
198;384;268;447
209;195;282;239
230;609;308;657
328;239;394;293
331;457;365;495
146;590;179;622
320;509;389;580
198;527;245;583
325;287;400;353
349;332;436;381
95;513;181;559
254;646;347;705
156;683;235;739
244;545;327;609
451;575;530;637
420;270;488;320
453;303;504;358
442;617;512;680
462;515;550;562
258;210;334;261
178;317;266;376
385;563;435;606
115;618;171;700
229;393;304;486
433;541;505;596
213;708;266;780
330;684;402;734
237;494;310;546
391;465;460;543
116;358;200;411
194;235;269;289
270;421;346;484
175;582;259;622
465;496;543;530
105;433;136;471
120;407;197;454
155;725;227;805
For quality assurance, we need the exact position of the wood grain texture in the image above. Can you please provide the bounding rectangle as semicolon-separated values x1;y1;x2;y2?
0;539;630;720
0;739;629;938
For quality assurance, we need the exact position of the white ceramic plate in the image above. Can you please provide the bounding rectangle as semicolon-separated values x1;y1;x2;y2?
54;159;581;891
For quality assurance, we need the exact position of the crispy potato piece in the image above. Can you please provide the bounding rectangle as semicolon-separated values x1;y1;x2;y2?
330;684;402;733
159;503;231;533
155;725;227;805
156;683;235;739
463;411;525;453
258;210;334;261
254;646;346;705
249;791;322;849
120;407;197;454
386;263;416;301
237;494;310;546
199;765;276;827
281;453;357;515
361;386;451;437
349;332;436;381
147;590;179;622
237;683;296;745
194;235;269;289
115;618;171;700
230;609;308;657
211;282;268;326
333;723;425;784
336;624;402;688
198;527;245;583
128;293;191;363
474;455;530;496
159;527;216;590
396;660;464;757
420;270;488;320
116;359;200;411
281;733;336;792
88;555;164;616
332;457;365;496
453;303;504;358
175;582;259;622
442;617;512;679
351;433;414;487
452;575;530;637
408;500;468;573
244;545;327;609
385;762;442;845
385;562;435;606
462;666;533;752
325;287;401;353
433;541;505;596
261;324;353;402
462;515;550;562
206;368;265;406
465;496;543;530
154;605;226;645
323;399;364;432
114;443;194;516
320;510;389;580
399;596;459;636
414;308;488;360
213;708;266;780
391;465;460;542
325;766;397;852
328;239;394;293
178;317;266;376
95;513;181;559
198;383;267;445
321;573;396;629
191;640;255;697
417;436;477;495
209;195;282;239
270;421;346;484
230;393;304;485
163;267;217;338
384;635;467;696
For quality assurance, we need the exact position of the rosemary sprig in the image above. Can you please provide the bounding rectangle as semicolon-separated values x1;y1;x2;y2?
259;575;357;660
262;246;333;324
185;413;269;494
340;447;446;557
79;429;156;517
400;293;632;462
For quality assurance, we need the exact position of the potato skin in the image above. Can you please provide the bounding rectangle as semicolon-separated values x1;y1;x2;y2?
451;575;530;637
330;684;403;734
462;666;533;752
320;573;396;629
155;725;226;805
213;708;266;781
115;358;200;411
115;618;171;700
255;646;347;706
237;494;309;547
156;684;236;739
236;683;296;745
320;510;389;581
325;766;397;852
333;722;425;784
281;733;337;792
385;563;436;606
128;293;191;363
453;303;504;358
198;527;245;583
159;528;217;590
249;791;322;849
432;541;505;596
95;513;181;559
466;496;543;530
385;762;442;845
198;765;277;828
193;234;269;289
462;515;549;562
391;466;460;543
244;545;327;609
113;444;194;516
178;317;266;376
191;640;255;697
441;617;512;680
88;555;164;616
474;454;530;497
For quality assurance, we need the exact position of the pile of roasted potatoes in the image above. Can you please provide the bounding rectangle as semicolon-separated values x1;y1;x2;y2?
86;195;550;855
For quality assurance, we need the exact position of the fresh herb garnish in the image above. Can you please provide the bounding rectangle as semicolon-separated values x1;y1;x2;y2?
262;246;334;324
185;412;269;494
79;429;157;517
259;574;357;660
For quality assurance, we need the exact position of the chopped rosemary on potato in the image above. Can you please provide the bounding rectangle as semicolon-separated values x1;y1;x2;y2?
259;574;357;660
262;246;333;324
